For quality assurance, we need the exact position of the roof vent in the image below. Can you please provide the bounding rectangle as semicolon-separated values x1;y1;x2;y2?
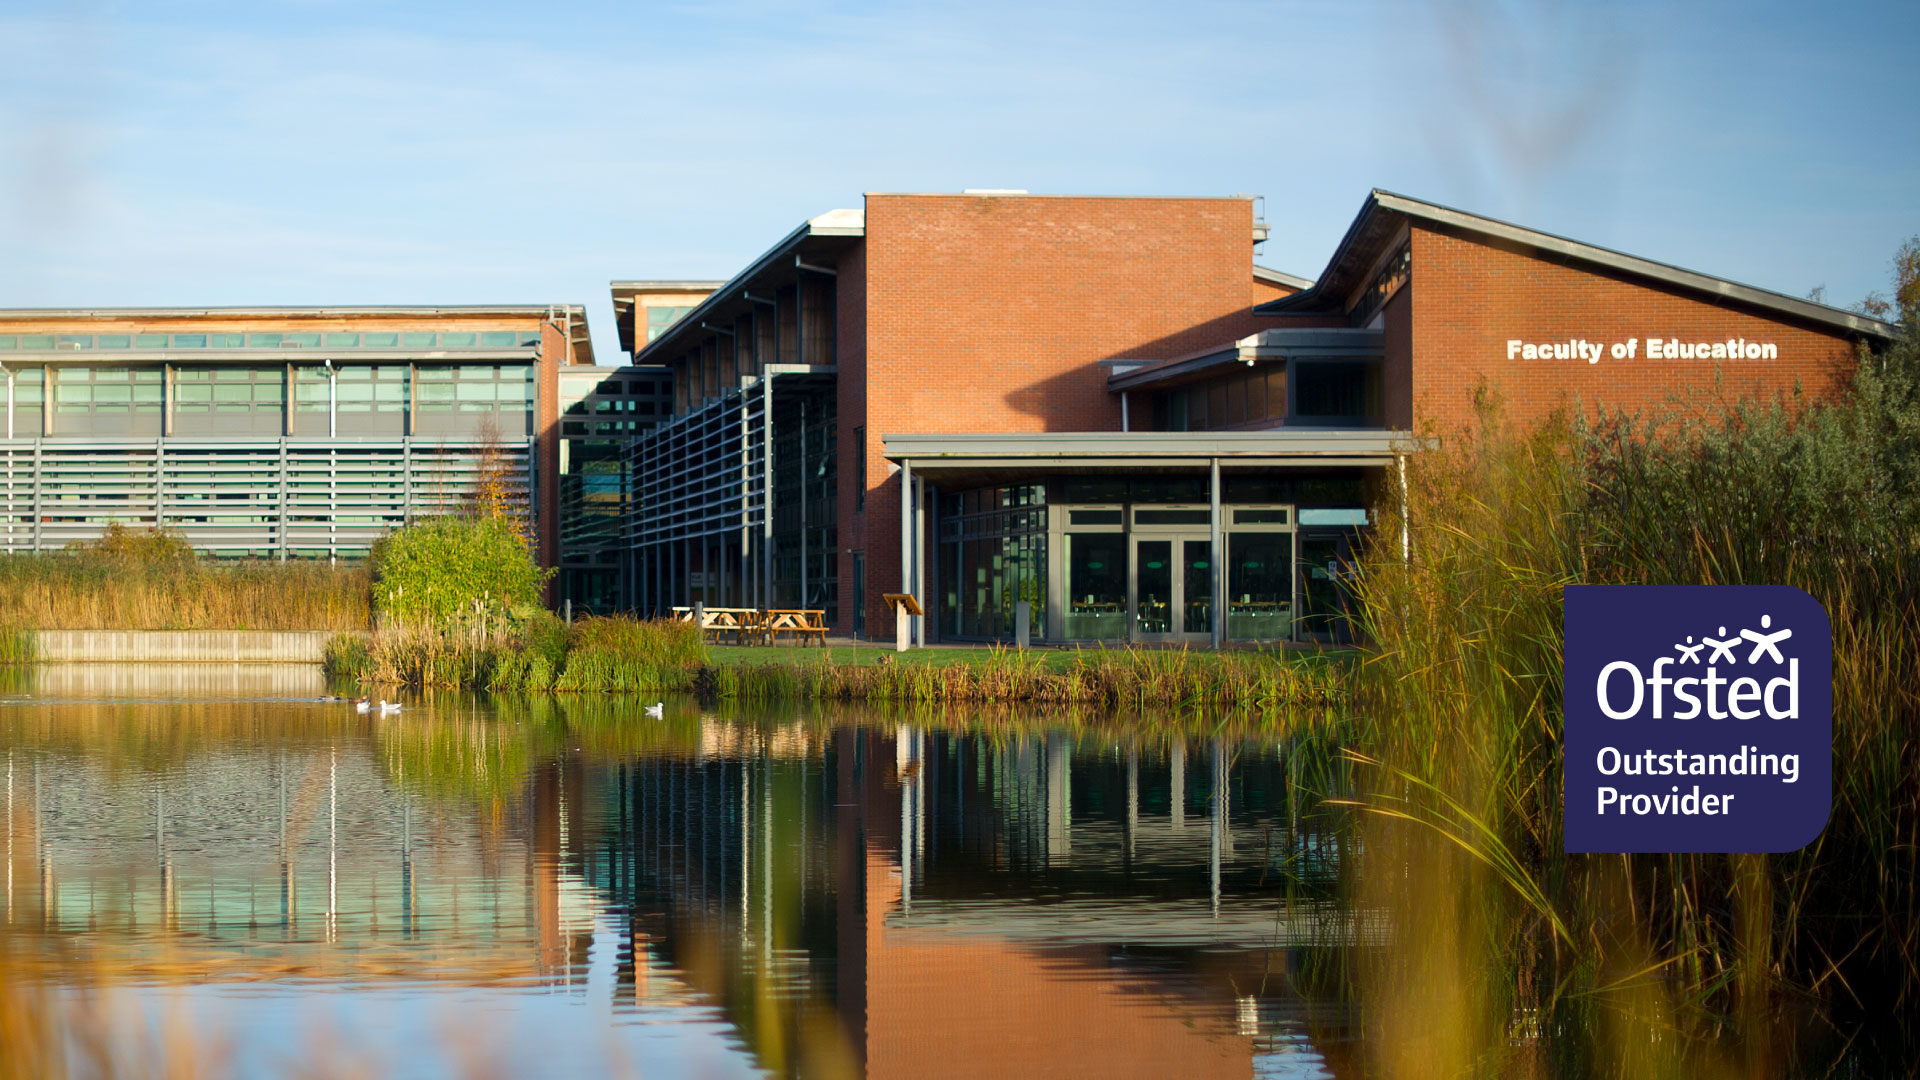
962;188;1028;195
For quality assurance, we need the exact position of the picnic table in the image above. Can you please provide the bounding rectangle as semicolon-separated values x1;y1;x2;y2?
672;606;764;645
762;609;828;647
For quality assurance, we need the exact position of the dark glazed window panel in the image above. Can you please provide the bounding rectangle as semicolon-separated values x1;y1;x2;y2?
1229;532;1294;640
1293;361;1383;422
1135;509;1211;526
1182;540;1213;634
1068;509;1122;525
1233;509;1290;524
1136;539;1173;634
1064;532;1127;640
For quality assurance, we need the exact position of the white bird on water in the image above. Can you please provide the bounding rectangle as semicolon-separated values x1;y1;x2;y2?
353;698;372;714
379;700;403;714
644;702;665;718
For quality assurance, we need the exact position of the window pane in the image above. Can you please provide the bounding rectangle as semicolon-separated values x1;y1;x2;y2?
362;332;399;347
479;331;518;347
1228;532;1293;640
325;333;360;347
402;332;437;348
96;335;130;349
1063;533;1127;640
439;332;476;347
57;336;92;349
209;332;245;347
249;334;283;347
173;334;207;348
21;335;55;350
0;337;15;349
285;333;321;347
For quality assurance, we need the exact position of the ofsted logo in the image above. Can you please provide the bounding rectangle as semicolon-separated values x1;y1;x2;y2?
1563;586;1832;853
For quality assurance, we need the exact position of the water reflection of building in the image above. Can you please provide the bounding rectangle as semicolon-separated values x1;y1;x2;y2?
585;724;1359;1079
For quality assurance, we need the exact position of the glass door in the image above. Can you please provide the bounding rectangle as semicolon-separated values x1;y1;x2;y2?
1132;536;1213;642
1181;540;1212;635
1134;539;1174;638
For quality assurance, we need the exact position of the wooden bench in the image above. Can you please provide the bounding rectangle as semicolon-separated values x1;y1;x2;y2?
763;609;828;647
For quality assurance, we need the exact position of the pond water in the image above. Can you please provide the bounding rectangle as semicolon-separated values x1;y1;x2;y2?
0;666;1895;1078
0;666;1352;1079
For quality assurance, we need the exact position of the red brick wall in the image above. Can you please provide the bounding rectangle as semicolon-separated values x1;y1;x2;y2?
1408;226;1859;435
835;244;869;635
855;194;1271;637
536;320;566;586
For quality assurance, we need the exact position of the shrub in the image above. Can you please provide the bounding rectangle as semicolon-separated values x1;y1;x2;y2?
369;515;551;626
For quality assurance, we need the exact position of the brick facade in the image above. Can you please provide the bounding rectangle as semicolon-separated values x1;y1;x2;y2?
849;194;1275;636
1404;226;1859;436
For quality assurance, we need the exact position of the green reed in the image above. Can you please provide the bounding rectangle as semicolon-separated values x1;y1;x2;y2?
329;614;705;694
1338;328;1920;1075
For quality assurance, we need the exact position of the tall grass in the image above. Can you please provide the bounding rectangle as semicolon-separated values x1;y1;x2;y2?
710;644;1347;708
1341;323;1920;1075
328;613;704;694
0;524;369;632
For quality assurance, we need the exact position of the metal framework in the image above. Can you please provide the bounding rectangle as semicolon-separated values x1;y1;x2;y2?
624;368;833;614
0;436;532;559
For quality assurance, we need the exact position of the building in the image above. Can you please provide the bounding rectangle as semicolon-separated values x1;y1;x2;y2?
615;189;1898;646
556;282;719;612
0;305;592;563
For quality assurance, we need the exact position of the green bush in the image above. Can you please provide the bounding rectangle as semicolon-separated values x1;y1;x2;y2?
369;516;551;626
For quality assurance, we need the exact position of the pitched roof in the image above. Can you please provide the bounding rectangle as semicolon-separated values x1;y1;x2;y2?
1255;190;1900;341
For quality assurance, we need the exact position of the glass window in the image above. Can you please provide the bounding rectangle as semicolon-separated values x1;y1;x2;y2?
479;331;518;347
20;335;55;350
57;335;92;349
1299;509;1369;526
1293;361;1383;423
172;334;207;348
1063;533;1127;640
0;337;15;349
325;333;360;347
362;332;399;348
1068;509;1122;525
176;383;213;404
1234;508;1290;525
1228;532;1293;640
285;333;321;348
248;333;283;347
1134;509;1211;526
439;332;477;347
209;333;244;347
402;332;437;349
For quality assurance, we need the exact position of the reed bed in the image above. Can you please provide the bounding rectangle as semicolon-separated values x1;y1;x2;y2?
1340;328;1920;1075
327;614;705;694
0;525;369;633
709;644;1348;708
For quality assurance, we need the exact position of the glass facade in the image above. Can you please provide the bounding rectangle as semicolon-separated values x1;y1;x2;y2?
0;330;539;351
939;484;1046;641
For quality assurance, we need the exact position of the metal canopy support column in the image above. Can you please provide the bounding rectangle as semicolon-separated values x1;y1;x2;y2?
762;374;774;609
1209;457;1223;649
900;457;914;647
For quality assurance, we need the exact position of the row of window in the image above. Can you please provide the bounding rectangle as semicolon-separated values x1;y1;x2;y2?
0;330;541;351
7;365;532;412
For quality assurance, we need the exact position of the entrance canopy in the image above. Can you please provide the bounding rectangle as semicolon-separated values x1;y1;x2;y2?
882;430;1416;647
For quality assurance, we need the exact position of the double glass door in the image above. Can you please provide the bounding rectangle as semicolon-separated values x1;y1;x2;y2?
1133;537;1212;641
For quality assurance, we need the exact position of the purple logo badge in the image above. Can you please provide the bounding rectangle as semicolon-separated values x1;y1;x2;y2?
1563;585;1831;853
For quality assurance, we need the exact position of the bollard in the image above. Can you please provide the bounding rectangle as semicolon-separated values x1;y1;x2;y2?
1014;600;1031;649
564;598;572;625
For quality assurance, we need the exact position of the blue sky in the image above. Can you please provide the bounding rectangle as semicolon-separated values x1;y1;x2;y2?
3;0;1915;362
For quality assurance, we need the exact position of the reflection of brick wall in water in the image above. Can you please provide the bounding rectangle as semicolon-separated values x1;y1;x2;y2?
858;851;1252;1080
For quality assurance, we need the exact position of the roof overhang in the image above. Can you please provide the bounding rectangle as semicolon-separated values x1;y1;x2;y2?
1255;190;1900;342
608;281;728;355
1107;328;1385;392
883;430;1419;475
617;208;865;363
